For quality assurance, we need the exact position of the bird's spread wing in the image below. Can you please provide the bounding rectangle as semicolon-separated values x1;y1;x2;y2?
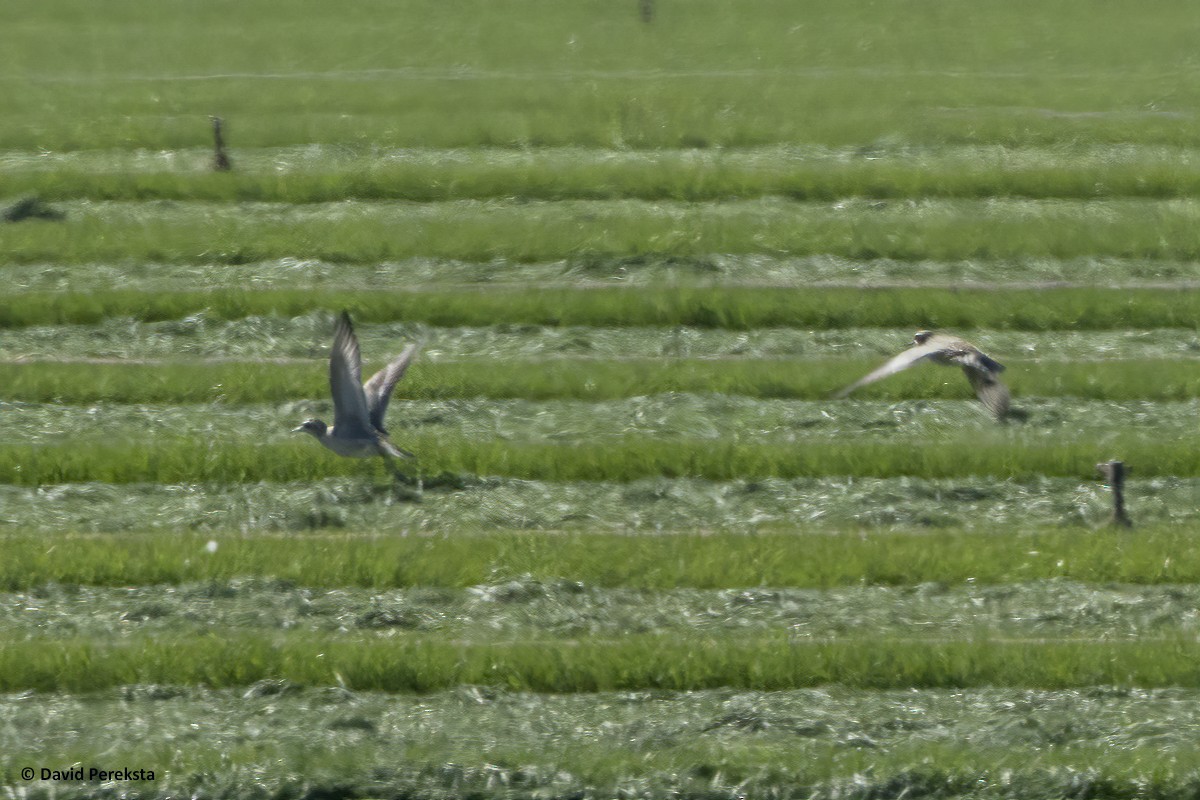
939;337;1009;419
365;343;421;434
329;312;373;436
833;342;943;398
963;367;1011;420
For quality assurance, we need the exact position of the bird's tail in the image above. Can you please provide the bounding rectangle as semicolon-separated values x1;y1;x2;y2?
379;439;415;460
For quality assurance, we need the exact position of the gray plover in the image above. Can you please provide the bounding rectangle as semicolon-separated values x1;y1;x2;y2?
834;330;1010;420
295;311;420;465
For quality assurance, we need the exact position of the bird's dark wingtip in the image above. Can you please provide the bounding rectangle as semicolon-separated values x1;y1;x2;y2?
335;310;357;337
979;354;1005;374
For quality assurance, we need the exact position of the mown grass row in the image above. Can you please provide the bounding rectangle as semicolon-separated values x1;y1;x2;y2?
10;256;1200;296
0;528;1189;591
5;356;1200;404
4;697;1200;800
10;197;1200;265
6;632;1200;692
4;285;1200;330
4;433;1196;485
12;149;1200;203
13;580;1200;641
0;472;1153;536
12;319;1200;363
6;722;1198;800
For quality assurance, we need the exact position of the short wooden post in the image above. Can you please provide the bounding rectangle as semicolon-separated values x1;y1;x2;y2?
1096;460;1132;528
211;116;231;172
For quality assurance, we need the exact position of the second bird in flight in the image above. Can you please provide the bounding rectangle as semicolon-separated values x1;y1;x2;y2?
834;331;1011;421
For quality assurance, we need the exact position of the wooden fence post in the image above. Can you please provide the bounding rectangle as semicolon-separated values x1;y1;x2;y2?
211;116;231;172
1095;460;1132;528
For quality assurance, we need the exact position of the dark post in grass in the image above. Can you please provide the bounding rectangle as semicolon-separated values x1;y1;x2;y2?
1096;460;1132;528
639;0;654;22
211;116;231;172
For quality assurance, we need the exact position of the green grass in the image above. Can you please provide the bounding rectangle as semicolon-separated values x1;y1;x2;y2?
19;74;1197;152
9;198;1200;265
6;356;1200;403
11;145;1200;203
1;528;1195;591
3;0;1200;151
6;632;1200;693
2;431;1196;485
7;0;1197;84
4;284;1200;330
10;396;1198;455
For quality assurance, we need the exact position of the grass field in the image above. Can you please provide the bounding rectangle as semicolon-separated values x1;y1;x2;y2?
5;0;1200;797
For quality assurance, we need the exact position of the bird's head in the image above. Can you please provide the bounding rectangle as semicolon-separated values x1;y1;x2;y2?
912;330;936;345
293;418;327;438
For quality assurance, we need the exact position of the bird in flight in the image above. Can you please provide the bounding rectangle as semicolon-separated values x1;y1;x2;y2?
834;331;1010;420
294;311;421;471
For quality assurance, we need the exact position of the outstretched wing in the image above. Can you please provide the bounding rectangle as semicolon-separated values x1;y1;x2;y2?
329;312;374;437
364;342;421;434
833;342;943;398
963;367;1011;420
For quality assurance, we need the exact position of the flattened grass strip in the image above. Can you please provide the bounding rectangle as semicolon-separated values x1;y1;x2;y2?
0;473;1164;537
4;356;1200;403
4;633;1200;692
2;285;1200;330
0;528;1191;591
9;257;1200;295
